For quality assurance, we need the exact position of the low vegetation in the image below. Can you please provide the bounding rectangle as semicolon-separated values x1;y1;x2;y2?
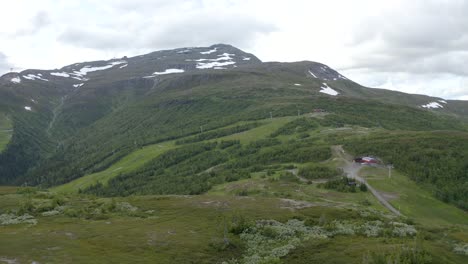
319;177;368;193
344;131;468;210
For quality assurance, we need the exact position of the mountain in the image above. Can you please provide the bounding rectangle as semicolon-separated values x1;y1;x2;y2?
1;44;468;264
0;44;467;191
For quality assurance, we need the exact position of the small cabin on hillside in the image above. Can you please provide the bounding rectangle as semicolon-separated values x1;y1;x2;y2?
354;156;379;165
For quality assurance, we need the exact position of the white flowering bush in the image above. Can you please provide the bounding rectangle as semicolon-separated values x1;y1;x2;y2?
41;210;61;216
391;222;417;237
239;219;328;264
453;243;468;255
0;213;37;225
359;208;394;220
329;220;356;236
116;202;138;212
41;206;66;216
360;220;384;237
230;218;418;263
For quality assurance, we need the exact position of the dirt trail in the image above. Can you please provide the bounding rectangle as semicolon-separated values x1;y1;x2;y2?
47;96;66;136
332;146;402;216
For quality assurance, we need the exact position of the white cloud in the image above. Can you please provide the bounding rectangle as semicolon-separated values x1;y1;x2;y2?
0;52;13;73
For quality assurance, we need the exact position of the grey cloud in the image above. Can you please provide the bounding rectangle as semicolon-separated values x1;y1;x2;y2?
108;0;186;12
142;13;276;49
348;1;468;76
58;28;130;50
14;11;51;37
0;52;13;76
58;11;276;51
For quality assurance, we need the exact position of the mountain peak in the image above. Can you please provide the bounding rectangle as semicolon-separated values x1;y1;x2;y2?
0;44;262;85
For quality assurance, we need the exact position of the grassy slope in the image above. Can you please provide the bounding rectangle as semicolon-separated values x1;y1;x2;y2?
53;116;298;193
0;113;12;152
1;184;467;263
55;115;467;227
3;121;468;263
13;112;468;263
360;166;468;226
52;141;176;193
0;192;290;264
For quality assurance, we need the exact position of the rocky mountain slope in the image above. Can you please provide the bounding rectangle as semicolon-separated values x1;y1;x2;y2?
0;44;467;187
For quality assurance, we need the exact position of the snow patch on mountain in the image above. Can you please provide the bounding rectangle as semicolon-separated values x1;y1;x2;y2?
197;61;236;69
23;74;48;81
438;100;447;104
153;69;185;75
73;83;84;88
421;102;443;109
196;53;236;69
73;61;127;77
71;76;88;81
11;77;21;84
200;48;217;54
319;83;339;96
24;106;32;111
338;75;347;80
49;61;126;81
177;49;192;54
243;57;251;61
308;70;318;78
51;72;70;78
294;83;302;86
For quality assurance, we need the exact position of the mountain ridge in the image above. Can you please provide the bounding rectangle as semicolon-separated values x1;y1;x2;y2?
0;44;467;188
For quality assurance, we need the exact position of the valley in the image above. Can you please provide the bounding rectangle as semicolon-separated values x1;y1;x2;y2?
0;44;467;263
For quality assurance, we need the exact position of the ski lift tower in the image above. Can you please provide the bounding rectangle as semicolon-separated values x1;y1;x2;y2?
387;164;394;178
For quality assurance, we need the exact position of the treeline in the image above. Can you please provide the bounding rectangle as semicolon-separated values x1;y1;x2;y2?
175;122;260;145
344;131;468;210
83;138;332;197
298;164;340;180
318;177;367;193
20;90;466;188
270;118;318;137
224;139;331;170
0;111;54;184
83;142;228;196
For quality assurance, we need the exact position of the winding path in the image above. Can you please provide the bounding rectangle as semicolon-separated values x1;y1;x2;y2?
46;96;66;136
333;146;402;216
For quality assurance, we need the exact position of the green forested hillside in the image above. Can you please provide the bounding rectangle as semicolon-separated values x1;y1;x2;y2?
0;45;468;263
343;131;468;210
0;113;12;152
0;46;467;188
22;70;466;188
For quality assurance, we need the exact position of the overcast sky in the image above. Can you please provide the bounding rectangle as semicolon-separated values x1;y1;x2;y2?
1;0;467;100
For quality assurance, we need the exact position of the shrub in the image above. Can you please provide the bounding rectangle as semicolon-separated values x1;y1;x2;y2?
64;208;81;218
0;213;37;225
279;172;299;183
453;243;468;255
363;246;432;264
18;199;35;215
319;177;361;193
359;184;368;192
391;222;417;237
230;214;252;235
298;164;339;180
